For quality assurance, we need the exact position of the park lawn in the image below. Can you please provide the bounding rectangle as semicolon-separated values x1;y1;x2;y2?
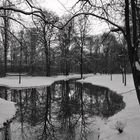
79;74;140;140
0;74;140;140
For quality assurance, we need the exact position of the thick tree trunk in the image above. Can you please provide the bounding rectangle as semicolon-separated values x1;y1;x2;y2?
125;0;140;104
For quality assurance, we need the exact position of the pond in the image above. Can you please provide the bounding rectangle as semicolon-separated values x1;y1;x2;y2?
0;80;125;140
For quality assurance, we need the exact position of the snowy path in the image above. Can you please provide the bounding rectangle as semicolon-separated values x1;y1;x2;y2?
79;74;140;140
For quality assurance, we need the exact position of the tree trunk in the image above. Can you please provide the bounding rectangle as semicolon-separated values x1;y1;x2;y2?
65;48;69;76
3;9;8;77
80;45;83;79
125;0;140;104
43;25;50;77
45;48;49;76
48;40;51;76
30;30;36;75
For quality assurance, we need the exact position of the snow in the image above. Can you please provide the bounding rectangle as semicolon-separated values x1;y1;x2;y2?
0;98;16;127
79;74;140;140
0;73;140;140
0;74;91;90
0;74;91;128
78;74;135;93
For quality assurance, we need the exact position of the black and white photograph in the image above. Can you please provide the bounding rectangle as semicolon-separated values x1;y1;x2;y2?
0;0;140;139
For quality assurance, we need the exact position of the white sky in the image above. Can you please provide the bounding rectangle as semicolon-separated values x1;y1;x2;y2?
37;0;109;35
38;0;76;16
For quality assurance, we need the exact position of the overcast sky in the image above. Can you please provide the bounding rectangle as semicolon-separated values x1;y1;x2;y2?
39;0;76;16
37;0;109;35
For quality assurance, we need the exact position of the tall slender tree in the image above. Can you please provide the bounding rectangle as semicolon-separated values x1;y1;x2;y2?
2;0;11;76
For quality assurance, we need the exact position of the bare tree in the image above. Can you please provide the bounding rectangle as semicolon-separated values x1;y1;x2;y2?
78;15;88;78
0;0;12;76
62;0;140;104
57;15;74;75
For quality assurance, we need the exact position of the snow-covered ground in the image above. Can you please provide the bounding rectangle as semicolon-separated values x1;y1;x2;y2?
0;74;140;140
79;74;140;140
0;74;88;89
0;98;16;128
0;74;91;90
0;74;91;128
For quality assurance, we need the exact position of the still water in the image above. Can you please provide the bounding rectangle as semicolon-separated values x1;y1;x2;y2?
0;80;125;140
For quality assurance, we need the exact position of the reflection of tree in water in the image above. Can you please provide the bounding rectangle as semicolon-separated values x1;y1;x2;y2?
54;81;92;140
15;89;39;125
81;83;125;118
0;80;125;140
11;89;40;140
56;81;79;140
38;86;57;140
79;84;90;140
0;86;8;100
8;87;56;140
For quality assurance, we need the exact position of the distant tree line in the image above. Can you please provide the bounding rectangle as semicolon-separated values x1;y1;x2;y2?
0;0;132;77
0;25;130;76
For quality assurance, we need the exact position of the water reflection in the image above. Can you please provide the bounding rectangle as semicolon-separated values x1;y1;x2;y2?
0;80;125;140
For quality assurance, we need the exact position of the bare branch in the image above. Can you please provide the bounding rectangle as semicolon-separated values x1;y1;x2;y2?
0;25;22;46
61;12;125;35
0;6;40;15
101;31;111;44
0;6;60;29
0;15;28;29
